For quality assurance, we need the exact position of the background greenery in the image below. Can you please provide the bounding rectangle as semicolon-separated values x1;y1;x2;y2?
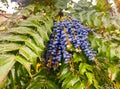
0;0;120;89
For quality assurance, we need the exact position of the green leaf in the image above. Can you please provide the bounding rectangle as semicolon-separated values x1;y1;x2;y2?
64;76;80;89
102;14;111;28
26;75;59;89
0;54;14;66
18;20;40;28
9;27;44;48
62;76;74;88
116;46;120;59
108;66;120;81
70;81;86;89
19;46;38;67
0;43;22;53
93;12;103;27
19;5;36;16
86;72;94;84
25;38;43;55
55;0;69;9
9;27;36;35
93;79;99;89
37;27;49;41
0;34;28;42
16;56;32;77
79;11;87;23
98;41;107;56
109;44;118;59
58;67;71;82
86;10;96;26
79;63;93;75
73;53;82;62
0;55;15;85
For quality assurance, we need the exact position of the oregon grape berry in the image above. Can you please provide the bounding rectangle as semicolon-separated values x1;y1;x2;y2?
45;15;96;69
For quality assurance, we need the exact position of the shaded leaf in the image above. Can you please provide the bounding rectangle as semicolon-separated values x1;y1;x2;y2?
64;76;79;88
16;56;32;77
26;75;59;89
58;67;71;82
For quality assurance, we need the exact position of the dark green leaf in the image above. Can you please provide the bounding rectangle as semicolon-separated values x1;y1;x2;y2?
16;56;32;77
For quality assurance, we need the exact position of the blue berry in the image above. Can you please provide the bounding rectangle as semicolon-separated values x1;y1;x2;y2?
45;15;96;69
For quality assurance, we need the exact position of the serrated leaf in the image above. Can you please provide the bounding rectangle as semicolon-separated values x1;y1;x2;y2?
102;14;111;28
109;44;117;59
79;63;93;75
93;79;99;89
108;66;120;81
55;0;69;9
0;34;28;42
0;54;14;66
116;46;120;59
86;72;94;84
62;76;74;88
9;27;35;35
0;43;22;53
27;15;43;22
58;67;71;82
73;53;82;62
18;20;40;28
0;55;15;85
93;12;103;26
86;10;96;26
46;80;60;89
32;33;44;48
19;46;38;67
19;5;36;16
26;75;59;89
9;27;45;48
37;27;49;41
65;76;79;88
25;38;43;55
70;81;85;89
16;56;32;77
79;11;87;23
98;41;107;56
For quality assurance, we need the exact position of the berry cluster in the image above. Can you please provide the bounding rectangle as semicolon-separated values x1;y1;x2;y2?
45;15;96;69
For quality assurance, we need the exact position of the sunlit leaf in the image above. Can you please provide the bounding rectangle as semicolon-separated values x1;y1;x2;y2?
0;34;28;42
108;66;120;81
25;38;43;55
86;10;96;26
86;72;94;84
19;46;38;67
93;12;103;27
73;53;82;62
0;55;15;85
79;63;93;75
0;43;22;53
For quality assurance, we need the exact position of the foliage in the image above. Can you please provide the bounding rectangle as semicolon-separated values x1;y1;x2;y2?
0;0;120;89
0;4;54;89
